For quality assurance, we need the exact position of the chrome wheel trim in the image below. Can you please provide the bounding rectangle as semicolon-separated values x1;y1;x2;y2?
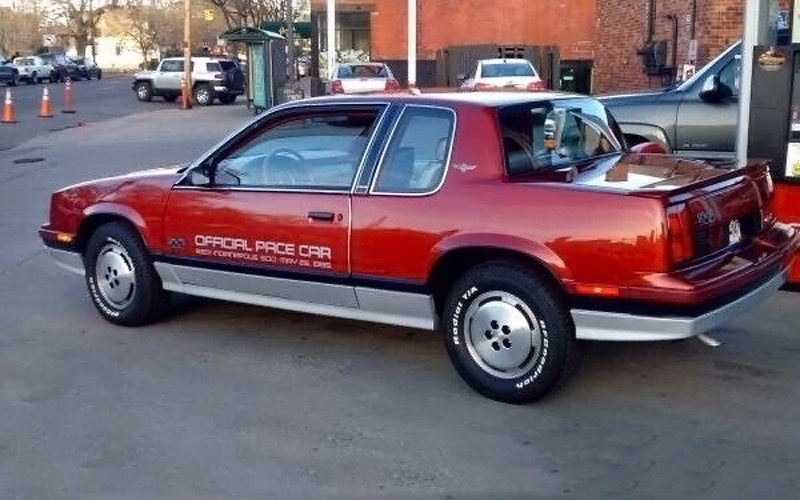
136;84;149;99
94;242;136;310
196;87;211;105
463;291;543;379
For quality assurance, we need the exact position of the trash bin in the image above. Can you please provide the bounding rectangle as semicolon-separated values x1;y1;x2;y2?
220;27;287;114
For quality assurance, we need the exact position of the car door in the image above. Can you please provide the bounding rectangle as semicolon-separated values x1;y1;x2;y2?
351;105;457;283
674;52;741;160
154;60;183;90
160;104;385;308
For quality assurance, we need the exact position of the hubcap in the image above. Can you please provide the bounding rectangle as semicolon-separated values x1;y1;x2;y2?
94;242;136;309
463;291;542;379
197;88;210;104
137;86;149;99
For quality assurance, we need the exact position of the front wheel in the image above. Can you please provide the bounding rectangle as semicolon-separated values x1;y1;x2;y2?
84;222;169;326
442;262;577;404
135;81;153;102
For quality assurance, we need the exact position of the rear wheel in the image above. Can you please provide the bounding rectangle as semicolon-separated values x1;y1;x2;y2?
192;83;214;106
84;222;169;326
29;72;38;84
96;69;102;80
442;262;577;404
135;81;153;102
218;93;237;105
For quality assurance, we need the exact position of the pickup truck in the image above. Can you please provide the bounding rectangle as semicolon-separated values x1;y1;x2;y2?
601;41;741;161
39;92;799;403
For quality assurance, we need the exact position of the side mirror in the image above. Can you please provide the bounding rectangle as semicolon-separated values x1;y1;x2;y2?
699;74;720;101
630;141;667;154
699;74;732;102
188;164;213;186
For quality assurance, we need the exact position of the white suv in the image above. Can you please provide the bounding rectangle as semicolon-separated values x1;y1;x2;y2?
12;56;55;84
132;57;245;106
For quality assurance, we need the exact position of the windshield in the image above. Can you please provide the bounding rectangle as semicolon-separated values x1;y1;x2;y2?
337;64;388;78
481;62;536;78
15;58;34;66
499;99;624;174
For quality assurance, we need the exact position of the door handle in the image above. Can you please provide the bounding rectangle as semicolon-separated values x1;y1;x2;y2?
308;211;335;222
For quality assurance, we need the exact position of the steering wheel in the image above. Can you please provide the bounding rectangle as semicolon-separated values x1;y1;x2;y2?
261;148;315;187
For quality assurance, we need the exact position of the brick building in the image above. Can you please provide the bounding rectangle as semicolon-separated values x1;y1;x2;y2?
309;0;779;93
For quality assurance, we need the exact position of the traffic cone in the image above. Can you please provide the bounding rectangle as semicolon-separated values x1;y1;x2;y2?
180;75;192;110
39;86;54;118
1;88;16;124
62;77;75;114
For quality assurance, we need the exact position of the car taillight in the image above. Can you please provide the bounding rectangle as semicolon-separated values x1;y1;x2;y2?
474;82;493;90
384;78;400;91
667;203;694;265
330;80;343;94
526;80;546;91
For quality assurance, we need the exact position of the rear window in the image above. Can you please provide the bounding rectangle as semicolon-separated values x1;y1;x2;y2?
337;64;388;78
499;99;623;174
206;62;221;72
481;62;536;78
218;61;237;70
16;58;34;66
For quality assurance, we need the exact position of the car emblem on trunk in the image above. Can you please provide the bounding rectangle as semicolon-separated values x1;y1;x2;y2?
729;219;742;244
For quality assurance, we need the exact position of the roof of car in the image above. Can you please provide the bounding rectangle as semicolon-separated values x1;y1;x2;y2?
296;91;586;108
478;58;534;64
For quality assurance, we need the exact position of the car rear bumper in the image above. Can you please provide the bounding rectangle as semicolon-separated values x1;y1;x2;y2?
213;85;243;94
571;267;788;341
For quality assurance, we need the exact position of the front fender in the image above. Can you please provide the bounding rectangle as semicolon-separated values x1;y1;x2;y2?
82;203;152;246
619;122;672;152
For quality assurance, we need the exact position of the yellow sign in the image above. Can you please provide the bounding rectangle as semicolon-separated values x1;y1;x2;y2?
203;9;215;21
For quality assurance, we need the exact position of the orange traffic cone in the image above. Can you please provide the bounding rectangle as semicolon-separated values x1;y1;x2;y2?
62;77;75;114
39;86;54;118
1;88;16;124
180;75;192;110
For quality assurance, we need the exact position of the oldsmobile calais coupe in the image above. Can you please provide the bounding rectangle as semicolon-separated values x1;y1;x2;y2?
40;92;799;403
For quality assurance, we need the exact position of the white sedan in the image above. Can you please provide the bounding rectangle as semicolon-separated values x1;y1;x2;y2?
460;58;545;91
328;62;401;94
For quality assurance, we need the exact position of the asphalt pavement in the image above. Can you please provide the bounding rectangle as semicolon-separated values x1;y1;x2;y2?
0;75;187;151
0;101;799;498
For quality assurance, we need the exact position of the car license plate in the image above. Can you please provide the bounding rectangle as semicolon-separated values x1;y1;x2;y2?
729;219;742;245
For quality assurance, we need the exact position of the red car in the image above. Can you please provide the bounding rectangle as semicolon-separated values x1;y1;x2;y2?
40;93;799;403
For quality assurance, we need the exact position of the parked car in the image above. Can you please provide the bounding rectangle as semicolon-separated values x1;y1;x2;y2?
40;53;81;82
0;54;19;86
73;57;102;80
600;41;741;161
39;92;799;403
132;56;245;105
12;55;55;84
459;58;546;91
327;62;400;94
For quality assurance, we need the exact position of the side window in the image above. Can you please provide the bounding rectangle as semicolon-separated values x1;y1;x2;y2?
718;57;741;97
373;107;455;194
161;60;183;72
209;109;380;190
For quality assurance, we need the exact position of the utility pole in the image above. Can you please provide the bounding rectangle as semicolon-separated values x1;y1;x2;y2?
89;0;95;63
285;0;295;82
326;0;335;79
407;0;416;87
183;0;192;108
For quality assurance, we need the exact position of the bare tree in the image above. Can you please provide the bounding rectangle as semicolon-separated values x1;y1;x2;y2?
0;2;47;55
203;0;282;30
